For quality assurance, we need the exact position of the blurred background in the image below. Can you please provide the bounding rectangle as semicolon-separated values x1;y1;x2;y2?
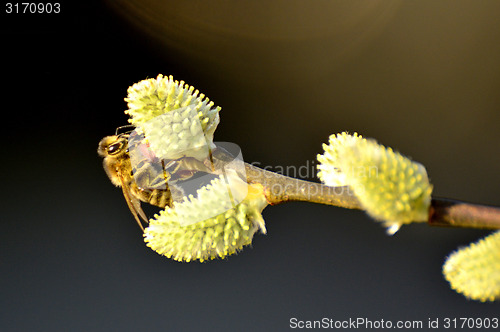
2;0;500;330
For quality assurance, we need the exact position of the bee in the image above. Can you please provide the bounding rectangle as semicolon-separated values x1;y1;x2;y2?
98;129;214;231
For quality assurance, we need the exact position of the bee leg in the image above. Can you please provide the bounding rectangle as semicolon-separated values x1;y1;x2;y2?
163;159;181;174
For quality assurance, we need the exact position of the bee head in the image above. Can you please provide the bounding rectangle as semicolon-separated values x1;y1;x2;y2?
98;135;128;158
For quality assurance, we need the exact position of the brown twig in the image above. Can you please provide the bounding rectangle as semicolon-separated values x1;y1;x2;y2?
245;162;500;230
244;162;361;209
213;147;500;230
429;198;500;230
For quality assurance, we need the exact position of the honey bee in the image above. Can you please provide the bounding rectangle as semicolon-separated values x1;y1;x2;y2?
98;129;215;231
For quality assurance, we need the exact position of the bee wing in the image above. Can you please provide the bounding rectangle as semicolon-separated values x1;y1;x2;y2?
120;182;148;232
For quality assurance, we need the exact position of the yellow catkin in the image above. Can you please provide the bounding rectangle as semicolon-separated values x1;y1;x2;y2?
317;132;433;234
144;178;268;262
443;231;500;301
125;74;220;160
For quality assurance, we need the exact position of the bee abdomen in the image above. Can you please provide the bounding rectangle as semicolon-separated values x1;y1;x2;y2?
130;182;172;209
148;189;172;208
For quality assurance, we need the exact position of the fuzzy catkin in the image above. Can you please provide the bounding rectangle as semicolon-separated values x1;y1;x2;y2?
318;132;433;234
443;230;500;301
125;74;220;160
144;178;268;262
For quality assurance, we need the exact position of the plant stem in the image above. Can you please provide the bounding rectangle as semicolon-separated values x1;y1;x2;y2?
244;162;361;209
213;147;500;230
245;163;500;230
429;198;500;230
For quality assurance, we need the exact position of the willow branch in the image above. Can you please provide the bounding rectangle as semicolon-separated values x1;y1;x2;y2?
246;163;500;230
244;162;361;209
212;147;500;230
428;198;500;230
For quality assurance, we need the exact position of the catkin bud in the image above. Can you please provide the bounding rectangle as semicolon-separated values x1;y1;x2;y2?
125;74;220;160
443;230;500;301
144;176;268;262
317;132;433;234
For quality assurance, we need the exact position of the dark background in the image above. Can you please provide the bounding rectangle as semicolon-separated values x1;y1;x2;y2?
2;1;500;331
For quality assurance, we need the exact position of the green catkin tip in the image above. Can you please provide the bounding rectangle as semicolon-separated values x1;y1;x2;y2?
317;132;433;234
443;231;500;302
